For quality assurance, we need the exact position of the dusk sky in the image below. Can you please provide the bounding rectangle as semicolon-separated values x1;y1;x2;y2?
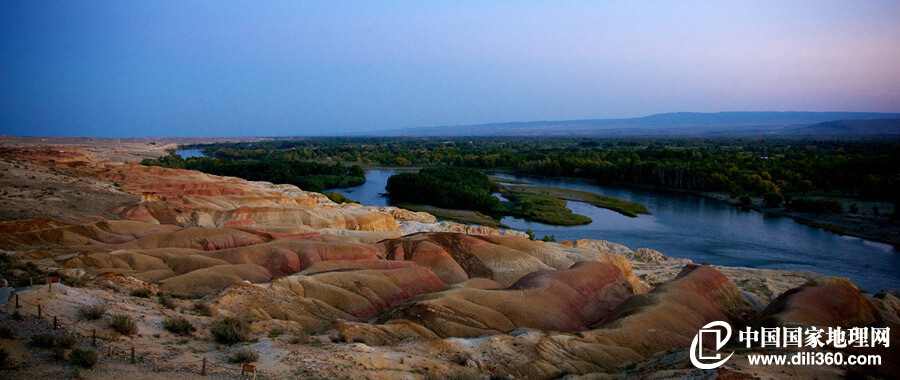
2;1;899;137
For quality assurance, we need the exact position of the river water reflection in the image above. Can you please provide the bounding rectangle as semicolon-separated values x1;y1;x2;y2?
327;169;899;291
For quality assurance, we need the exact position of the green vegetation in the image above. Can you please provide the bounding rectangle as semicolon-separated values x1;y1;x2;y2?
129;288;151;298
225;348;259;364
56;334;77;349
141;152;365;191
186;137;900;208
109;314;138;336
192;301;215;317
0;254;45;287
385;167;647;226
68;348;98;368
501;188;591;226
210;317;252;345
326;191;356;204
0;325;14;339
789;197;844;214
30;333;57;349
397;203;506;228
158;294;176;309
77;303;107;320
507;186;649;217
386;167;502;214
163;316;196;336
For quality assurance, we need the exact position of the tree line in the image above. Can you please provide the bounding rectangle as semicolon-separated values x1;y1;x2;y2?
141;153;365;191
185;137;900;213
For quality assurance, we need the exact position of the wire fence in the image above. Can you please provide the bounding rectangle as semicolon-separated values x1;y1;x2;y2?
7;280;260;378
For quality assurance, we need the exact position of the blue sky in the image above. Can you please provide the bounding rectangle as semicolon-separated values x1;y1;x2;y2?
1;1;899;137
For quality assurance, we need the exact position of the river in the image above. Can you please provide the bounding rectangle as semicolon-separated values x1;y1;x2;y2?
174;149;206;158
328;169;900;292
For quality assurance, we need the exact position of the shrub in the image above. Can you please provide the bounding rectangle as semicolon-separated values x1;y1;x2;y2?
0;348;8;368
10;310;22;321
763;192;784;207
790;197;843;214
225;348;258;364
52;346;67;361
56;334;77;349
289;331;311;344
738;195;753;209
158;294;176;309
162;316;196;336
210;318;251;345
68;348;97;368
267;328;282;338
109;314;138;336
30;333;56;349
326;191;356;204
77;303;107;320
193;301;215;317
0;325;15;339
129;288;151;298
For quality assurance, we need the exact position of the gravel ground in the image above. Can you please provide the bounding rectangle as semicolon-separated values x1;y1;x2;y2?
0;312;251;379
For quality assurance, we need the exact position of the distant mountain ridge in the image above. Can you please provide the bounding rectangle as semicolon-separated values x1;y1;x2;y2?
354;111;900;137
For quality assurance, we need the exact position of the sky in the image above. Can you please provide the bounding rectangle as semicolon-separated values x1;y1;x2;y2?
1;1;899;137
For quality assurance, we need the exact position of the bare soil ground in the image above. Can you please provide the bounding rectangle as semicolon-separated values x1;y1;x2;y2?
0;158;137;223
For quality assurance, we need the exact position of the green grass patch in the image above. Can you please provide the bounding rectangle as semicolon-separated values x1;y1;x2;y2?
397;203;507;228
509;186;649;218
501;189;592;226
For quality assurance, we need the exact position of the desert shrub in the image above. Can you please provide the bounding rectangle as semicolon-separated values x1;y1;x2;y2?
109;314;138;336
0;348;8;368
56;334;77;349
10;310;22;321
192;301;215;317
158;294;176;309
68;348;97;368
288;331;312;345
225;348;258;364
162;316;196;336
267;328;282;338
51;346;67;361
129;288;151;298
30;333;56;349
77;303;107;320
326;191;356;204
0;325;15;339
210;317;251;345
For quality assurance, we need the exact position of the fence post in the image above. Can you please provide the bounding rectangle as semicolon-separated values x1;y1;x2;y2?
48;277;51;292
53;316;58;330
37;304;42;318
92;329;97;346
108;344;113;357
201;357;207;376
153;357;158;372
131;346;136;364
15;293;19;308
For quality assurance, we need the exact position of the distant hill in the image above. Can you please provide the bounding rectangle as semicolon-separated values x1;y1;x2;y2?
355;111;900;137
784;119;900;137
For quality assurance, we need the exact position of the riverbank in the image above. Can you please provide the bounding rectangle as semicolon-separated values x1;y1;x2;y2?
395;202;507;228
502;185;650;218
487;170;900;248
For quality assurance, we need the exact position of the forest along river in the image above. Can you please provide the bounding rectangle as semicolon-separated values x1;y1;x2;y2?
327;169;900;292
